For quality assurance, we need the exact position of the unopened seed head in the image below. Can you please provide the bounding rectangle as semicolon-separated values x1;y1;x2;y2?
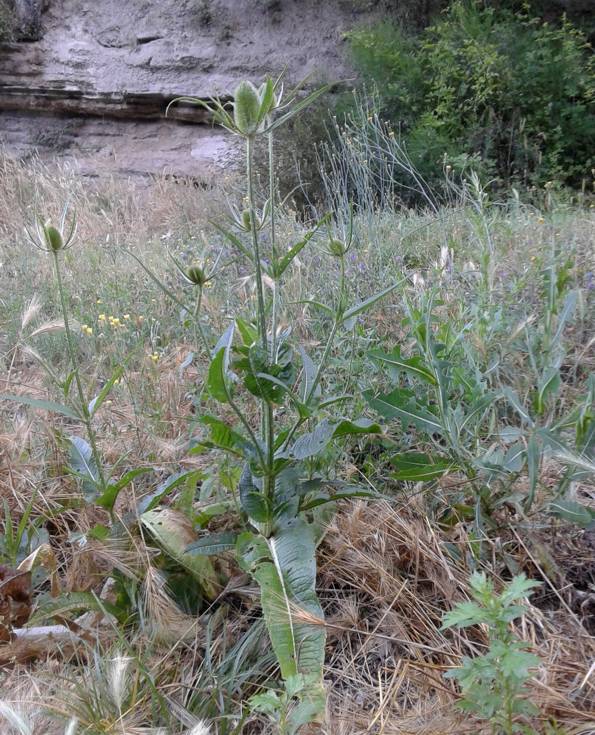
233;81;261;136
329;239;347;257
44;224;64;252
187;265;206;286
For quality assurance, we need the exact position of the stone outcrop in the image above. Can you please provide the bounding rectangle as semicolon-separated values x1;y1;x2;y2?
0;0;389;178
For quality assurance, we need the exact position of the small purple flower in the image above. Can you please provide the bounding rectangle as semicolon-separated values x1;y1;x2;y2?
585;271;594;290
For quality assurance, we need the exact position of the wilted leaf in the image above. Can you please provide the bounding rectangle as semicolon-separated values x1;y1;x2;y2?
141;508;220;599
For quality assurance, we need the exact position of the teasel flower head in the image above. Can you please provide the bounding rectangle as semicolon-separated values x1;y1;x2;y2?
25;203;77;253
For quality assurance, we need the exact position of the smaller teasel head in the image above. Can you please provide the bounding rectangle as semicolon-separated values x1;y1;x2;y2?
328;238;348;257
185;264;208;288
171;244;223;290
25;205;77;254
326;203;355;258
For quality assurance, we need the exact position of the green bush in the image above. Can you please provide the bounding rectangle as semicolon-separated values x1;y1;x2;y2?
348;1;595;189
0;0;16;40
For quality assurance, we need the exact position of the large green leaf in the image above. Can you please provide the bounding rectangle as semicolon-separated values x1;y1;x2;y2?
193;415;255;459
186;532;238;556
236;343;295;404
364;387;443;435
238;519;326;719
239;464;270;523
207;323;235;403
390;452;452;481
97;467;152;511
548;499;595;528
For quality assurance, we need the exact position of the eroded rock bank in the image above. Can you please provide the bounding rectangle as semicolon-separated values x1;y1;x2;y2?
0;0;393;178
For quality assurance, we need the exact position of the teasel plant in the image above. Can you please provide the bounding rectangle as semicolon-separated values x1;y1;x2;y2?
161;77;400;731
1;207;150;518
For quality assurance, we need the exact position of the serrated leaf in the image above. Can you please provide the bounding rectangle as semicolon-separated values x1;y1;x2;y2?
500;574;541;604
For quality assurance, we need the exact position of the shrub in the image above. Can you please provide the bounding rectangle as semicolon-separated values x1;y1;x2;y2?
0;0;16;40
348;1;595;189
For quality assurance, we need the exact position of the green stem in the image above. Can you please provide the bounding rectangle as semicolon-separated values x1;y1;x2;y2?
193;287;210;354
246;136;268;351
52;251;106;488
269;131;278;363
246;135;275;516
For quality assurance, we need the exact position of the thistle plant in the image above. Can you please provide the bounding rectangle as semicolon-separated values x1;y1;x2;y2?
165;77;398;729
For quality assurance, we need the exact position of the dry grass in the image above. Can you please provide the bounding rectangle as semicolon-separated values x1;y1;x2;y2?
0;155;594;733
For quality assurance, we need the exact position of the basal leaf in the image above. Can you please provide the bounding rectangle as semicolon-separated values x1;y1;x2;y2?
186;532;238;556
141;508;220;599
240;519;325;712
548;498;595;528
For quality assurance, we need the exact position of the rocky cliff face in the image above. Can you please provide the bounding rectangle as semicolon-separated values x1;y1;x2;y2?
0;0;388;178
